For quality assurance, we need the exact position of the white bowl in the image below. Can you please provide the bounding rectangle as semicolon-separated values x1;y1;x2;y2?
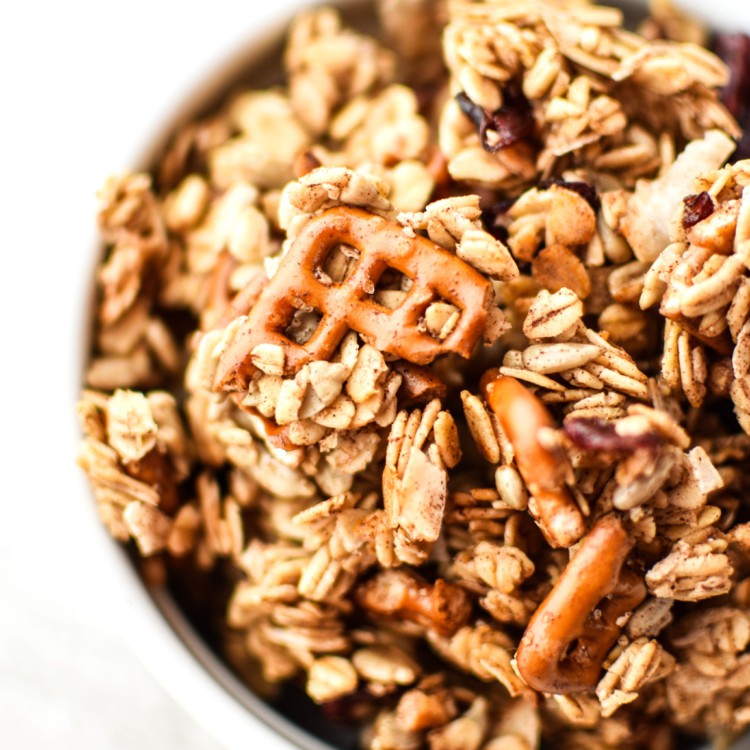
71;1;750;749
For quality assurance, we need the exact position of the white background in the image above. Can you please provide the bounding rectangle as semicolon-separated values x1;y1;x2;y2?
2;1;750;749
0;1;305;748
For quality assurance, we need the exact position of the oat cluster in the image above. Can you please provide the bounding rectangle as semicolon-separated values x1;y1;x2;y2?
78;1;750;748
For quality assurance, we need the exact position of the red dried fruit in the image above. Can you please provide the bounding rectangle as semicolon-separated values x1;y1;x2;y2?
540;177;600;212
713;33;750;158
455;88;536;154
564;417;662;455
682;192;715;230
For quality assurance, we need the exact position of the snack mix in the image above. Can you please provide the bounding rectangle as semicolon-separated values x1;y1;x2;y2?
77;0;750;747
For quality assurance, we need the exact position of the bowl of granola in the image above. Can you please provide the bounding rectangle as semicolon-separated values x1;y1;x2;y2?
77;0;750;749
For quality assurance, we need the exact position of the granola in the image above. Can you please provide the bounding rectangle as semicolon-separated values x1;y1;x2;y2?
77;1;750;748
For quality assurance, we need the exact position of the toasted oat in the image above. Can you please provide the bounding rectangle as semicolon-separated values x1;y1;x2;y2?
122;501;171;556
105;389;159;463
352;645;421;686
400;195;483;250
596;637;675;717
307;656;359;703
646;533;734;601
285;7;395;135
521;343;601;375
494;466;528;511
472;542;535;594
280;166;394;234
626;597;674;639
427;697;488;750
382;402;451;548
457;229;519;281
429;623;529;698
523;288;584;339
461;391;501;464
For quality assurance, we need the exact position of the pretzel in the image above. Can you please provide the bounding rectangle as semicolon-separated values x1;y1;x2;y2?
356;568;472;637
515;515;646;694
482;372;585;548
123;448;180;514
392;361;448;405
213;262;268;331
213;207;493;391
230;396;297;451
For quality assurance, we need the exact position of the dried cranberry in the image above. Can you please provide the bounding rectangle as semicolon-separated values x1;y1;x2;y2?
455;91;486;130
713;33;750;159
455;88;536;153
714;34;750;117
682;192;715;230
481;199;514;241
540;177;600;211
564;417;662;454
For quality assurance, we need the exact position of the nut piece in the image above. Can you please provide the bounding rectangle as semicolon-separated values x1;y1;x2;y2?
356;568;472;637
532;244;591;300
546;185;597;248
395;687;457;732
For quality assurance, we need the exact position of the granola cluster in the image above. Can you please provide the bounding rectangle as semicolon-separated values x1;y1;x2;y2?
78;1;750;748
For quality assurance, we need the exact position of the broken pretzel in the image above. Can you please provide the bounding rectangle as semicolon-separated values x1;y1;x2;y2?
213;207;493;390
515;514;646;694
356;568;472;637
482;372;585;548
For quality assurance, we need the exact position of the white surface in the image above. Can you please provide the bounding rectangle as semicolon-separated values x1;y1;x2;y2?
0;1;306;748
3;1;750;750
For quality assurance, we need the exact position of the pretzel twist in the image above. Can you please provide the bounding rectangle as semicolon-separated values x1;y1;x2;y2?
515;515;646;694
482;373;585;548
213;207;493;390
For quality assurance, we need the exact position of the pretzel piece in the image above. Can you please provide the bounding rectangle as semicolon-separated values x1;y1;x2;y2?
482;372;585;548
213;207;493;390
230;395;297;451
123;448;180;514
515;515;646;694
392;361;448;405
356;568;472;637
213;264;268;331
